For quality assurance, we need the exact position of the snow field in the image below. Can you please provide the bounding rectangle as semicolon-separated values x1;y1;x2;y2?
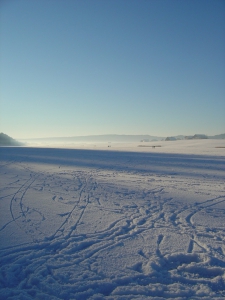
0;144;225;299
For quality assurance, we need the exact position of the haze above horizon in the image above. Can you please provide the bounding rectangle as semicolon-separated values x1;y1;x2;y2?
0;0;225;139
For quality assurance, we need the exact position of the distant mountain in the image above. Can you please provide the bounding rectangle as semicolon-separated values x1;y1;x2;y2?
0;133;23;146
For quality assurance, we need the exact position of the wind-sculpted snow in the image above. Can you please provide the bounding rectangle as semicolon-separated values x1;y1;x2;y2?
0;147;225;299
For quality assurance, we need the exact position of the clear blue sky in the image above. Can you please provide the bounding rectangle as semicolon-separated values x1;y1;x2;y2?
0;0;224;139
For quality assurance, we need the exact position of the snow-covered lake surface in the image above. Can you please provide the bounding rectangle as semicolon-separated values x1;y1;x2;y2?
0;140;225;299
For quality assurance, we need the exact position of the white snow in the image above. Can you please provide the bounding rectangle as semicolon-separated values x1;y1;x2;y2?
0;140;225;299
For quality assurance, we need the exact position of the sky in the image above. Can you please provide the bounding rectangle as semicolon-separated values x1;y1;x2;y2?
0;0;225;139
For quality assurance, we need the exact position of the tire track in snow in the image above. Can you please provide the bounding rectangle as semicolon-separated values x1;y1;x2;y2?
9;176;35;223
50;171;96;239
68;193;90;238
50;175;88;239
7;165;47;241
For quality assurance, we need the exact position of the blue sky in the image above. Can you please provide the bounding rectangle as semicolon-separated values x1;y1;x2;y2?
0;0;224;139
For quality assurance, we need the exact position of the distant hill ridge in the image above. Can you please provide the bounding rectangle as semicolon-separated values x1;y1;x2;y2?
0;133;23;146
20;133;225;143
1;133;224;145
21;134;165;143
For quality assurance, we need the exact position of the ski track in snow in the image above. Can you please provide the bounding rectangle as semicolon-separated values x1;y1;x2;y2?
0;146;225;299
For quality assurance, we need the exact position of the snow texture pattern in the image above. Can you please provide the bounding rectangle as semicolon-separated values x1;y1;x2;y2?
0;145;225;299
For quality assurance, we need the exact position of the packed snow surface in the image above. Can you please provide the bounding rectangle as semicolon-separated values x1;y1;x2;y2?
0;141;225;299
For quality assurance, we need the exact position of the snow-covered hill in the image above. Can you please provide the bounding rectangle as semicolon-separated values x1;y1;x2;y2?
0;133;23;146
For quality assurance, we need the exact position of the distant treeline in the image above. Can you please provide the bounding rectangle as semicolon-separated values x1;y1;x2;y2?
165;133;225;141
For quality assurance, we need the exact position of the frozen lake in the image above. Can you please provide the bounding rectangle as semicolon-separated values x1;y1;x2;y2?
0;141;225;299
